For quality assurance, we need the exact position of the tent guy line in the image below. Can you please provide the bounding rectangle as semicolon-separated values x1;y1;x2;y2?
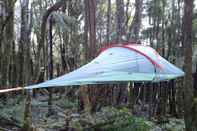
0;87;23;93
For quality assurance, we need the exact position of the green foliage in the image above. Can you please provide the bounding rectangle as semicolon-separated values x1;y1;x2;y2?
146;0;164;23
159;118;185;131
192;18;197;32
54;98;78;109
101;113;151;131
0;97;25;126
70;107;152;131
52;12;78;33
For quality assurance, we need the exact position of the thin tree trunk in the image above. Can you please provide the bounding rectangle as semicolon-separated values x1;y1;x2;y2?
106;0;111;43
79;0;89;112
116;0;125;43
88;0;96;59
127;0;143;42
20;0;33;130
133;0;143;41
84;0;89;60
48;15;54;115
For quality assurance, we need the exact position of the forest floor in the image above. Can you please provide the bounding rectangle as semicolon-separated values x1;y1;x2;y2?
0;93;185;131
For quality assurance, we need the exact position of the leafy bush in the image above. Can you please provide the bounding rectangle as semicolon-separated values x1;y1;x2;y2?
100;108;151;131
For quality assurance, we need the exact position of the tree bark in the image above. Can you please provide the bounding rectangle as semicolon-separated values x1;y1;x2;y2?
20;0;33;130
106;0;111;43
80;0;97;112
0;0;15;87
116;0;125;43
48;15;54;115
127;0;143;42
182;0;196;130
84;0;89;60
133;0;143;41
87;0;96;59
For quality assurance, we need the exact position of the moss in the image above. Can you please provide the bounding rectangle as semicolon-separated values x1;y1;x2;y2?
0;97;25;126
159;118;185;131
70;107;152;131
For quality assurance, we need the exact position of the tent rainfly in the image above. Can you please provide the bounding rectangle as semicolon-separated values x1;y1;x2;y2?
25;44;184;89
0;43;185;93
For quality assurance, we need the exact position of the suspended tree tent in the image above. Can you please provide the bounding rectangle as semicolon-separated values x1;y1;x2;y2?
0;43;184;93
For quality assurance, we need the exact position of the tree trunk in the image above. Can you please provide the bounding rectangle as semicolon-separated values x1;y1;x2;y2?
133;0;143;41
80;0;97;112
127;0;143;41
87;0;96;59
116;0;125;43
106;0;111;43
182;0;196;130
0;0;15;87
20;0;33;130
84;0;89;60
48;15;54;115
